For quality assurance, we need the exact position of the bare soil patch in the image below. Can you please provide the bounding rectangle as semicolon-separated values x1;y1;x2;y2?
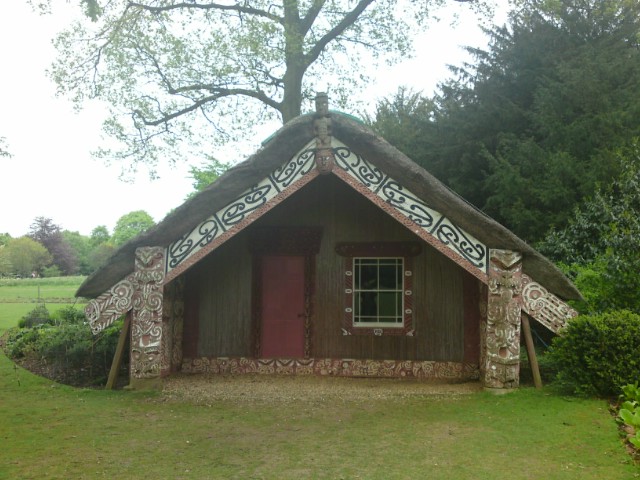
161;373;482;405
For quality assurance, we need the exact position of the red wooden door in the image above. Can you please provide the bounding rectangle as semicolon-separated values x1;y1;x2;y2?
261;255;305;358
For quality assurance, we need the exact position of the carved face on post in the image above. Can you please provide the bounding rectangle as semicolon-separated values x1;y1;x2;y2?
315;92;329;116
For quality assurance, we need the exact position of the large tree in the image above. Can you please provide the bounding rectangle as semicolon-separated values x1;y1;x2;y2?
48;0;491;174
370;0;640;242
5;237;53;277
29;217;78;275
537;140;640;313
111;210;156;245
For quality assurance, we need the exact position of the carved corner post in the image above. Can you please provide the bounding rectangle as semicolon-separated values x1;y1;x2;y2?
481;249;523;391
129;247;166;390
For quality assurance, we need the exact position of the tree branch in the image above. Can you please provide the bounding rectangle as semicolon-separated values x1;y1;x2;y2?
126;1;283;24
300;0;326;36
135;88;280;127
304;0;376;67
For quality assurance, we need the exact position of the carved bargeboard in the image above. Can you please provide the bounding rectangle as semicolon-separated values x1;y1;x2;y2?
85;275;136;334
521;274;578;333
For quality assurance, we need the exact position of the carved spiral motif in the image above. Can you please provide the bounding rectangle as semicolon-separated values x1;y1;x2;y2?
334;147;385;188
380;180;435;228
271;149;315;188
435;223;486;268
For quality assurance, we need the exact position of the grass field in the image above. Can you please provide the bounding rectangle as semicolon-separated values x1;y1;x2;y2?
0;276;86;303
0;277;638;479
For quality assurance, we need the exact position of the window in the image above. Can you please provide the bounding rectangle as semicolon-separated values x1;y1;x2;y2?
336;242;420;336
353;258;403;326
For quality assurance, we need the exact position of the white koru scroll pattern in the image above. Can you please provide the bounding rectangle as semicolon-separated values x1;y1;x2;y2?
85;273;136;334
332;140;488;273
521;274;578;333
166;141;317;276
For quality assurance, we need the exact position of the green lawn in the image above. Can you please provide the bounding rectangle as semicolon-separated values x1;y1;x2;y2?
0;276;86;303
0;277;638;479
0;353;636;479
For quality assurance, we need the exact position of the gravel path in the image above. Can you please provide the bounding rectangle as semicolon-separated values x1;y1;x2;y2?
161;373;482;405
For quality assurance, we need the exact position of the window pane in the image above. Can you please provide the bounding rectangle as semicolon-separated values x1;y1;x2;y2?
360;265;377;290
359;292;377;316
378;292;397;317
379;263;400;289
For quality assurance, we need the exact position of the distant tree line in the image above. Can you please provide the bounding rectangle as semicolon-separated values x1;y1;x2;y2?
0;211;155;278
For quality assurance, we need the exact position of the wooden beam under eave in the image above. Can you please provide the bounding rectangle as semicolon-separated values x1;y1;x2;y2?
105;312;131;390
521;313;542;389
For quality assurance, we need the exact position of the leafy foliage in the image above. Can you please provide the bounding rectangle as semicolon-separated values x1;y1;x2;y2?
370;0;640;242
618;382;640;450
18;304;52;329
46;0;493;174
29;217;78;275
547;310;640;397
111;210;155;246
5;304;124;386
539;141;640;313
62;230;93;275
3;236;52;277
0;136;11;158
185;157;230;200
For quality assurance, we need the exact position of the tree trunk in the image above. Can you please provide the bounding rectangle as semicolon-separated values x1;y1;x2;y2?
281;0;305;124
281;66;304;123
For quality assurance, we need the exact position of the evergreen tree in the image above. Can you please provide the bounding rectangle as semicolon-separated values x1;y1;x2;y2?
370;0;640;241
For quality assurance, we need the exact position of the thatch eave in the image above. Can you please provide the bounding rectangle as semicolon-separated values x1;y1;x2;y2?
77;112;581;302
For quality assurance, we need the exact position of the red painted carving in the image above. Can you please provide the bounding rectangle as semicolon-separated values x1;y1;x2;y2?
482;250;522;389
182;357;479;380
130;247;165;379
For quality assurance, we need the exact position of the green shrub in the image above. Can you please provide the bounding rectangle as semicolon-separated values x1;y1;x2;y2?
18;304;53;328
618;383;640;449
5;305;126;386
42;265;62;278
7;324;50;358
547;310;640;397
51;305;86;325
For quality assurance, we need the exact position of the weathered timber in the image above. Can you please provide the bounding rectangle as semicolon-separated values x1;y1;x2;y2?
105;312;131;390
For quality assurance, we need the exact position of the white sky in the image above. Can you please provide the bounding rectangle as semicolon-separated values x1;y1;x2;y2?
0;2;505;238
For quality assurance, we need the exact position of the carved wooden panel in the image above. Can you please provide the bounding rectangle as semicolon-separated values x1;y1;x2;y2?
182;356;479;380
521;274;578;333
85;274;136;334
130;247;165;379
165;142;318;281
331;140;488;282
482;249;522;389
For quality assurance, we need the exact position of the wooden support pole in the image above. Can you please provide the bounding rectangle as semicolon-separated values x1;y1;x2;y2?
105;312;131;390
521;313;542;389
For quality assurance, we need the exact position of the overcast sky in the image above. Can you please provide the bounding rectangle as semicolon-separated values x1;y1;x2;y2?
0;2;504;238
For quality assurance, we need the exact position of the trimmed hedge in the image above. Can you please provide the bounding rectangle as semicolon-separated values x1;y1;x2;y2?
548;310;640;397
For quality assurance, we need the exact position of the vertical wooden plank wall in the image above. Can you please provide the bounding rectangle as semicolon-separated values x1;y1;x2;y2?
186;175;475;363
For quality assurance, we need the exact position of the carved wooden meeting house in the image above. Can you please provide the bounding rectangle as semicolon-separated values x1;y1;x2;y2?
77;93;581;391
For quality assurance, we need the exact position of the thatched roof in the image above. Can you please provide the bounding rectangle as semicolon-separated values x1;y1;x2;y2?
77;112;581;301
